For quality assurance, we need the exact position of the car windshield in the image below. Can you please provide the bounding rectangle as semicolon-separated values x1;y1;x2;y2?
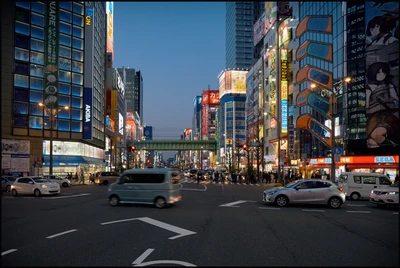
6;177;16;181
33;177;49;183
284;180;301;188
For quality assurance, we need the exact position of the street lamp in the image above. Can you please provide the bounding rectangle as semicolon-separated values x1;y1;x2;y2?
39;102;69;176
310;77;351;181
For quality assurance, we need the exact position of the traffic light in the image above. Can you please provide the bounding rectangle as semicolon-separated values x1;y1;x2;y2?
131;146;136;152
242;144;247;150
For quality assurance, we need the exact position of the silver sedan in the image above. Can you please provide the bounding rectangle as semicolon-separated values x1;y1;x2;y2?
263;179;346;209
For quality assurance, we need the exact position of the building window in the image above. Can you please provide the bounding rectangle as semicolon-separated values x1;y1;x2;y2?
60;10;72;23
31;13;44;27
58;120;70;131
31;2;45;14
31;26;44;39
73;14;83;26
60;2;72;11
30;90;42;103
59;95;70;107
15;34;30;49
58;109;70;119
60;46;71;58
72;37;83;49
30;103;43;116
72;49;83;61
31;38;44;52
71;85;83;96
71;109;82;120
14;115;28;127
59;70;71;83
71;73;83;85
14;101;29;114
15;21;30;35
30;77;43;91
30;64;43;78
72;26;83;38
14;74;29;88
71;97;82;108
15;62;29;75
59;83;71;95
60;34;72;47
29;116;43;129
14;89;29;101
73;2;84;15
71;121;82;132
59;58;71;71
30;51;44;65
60;22;71;35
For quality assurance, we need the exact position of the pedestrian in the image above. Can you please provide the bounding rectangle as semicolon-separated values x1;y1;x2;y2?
75;172;78;182
80;172;84;184
394;173;399;183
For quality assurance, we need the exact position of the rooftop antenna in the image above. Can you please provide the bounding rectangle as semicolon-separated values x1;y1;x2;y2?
208;84;210;90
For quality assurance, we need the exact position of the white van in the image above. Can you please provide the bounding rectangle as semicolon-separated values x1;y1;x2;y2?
107;168;182;208
338;172;392;200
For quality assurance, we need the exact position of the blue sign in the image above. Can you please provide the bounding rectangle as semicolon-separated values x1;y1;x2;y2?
105;151;110;156
334;147;342;155
281;100;288;133
83;87;93;140
374;156;395;163
144;126;153;140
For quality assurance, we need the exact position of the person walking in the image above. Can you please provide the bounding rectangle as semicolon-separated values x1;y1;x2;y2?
80;172;84;184
75;172;78;182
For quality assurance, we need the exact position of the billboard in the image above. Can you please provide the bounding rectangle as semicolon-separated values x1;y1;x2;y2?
144;126;153;140
365;2;399;148
269;48;277;128
106;2;114;61
281;49;288;134
254;13;266;46
219;70;248;98
43;1;59;109
296;40;333;62
106;117;115;132
278;19;291;46
296;16;332;38
83;87;93;140
118;112;124;135
265;2;277;37
296;65;333;90
202;90;220;105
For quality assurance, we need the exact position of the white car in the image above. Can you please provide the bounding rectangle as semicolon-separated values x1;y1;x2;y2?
370;181;399;207
43;175;71;187
11;176;60;197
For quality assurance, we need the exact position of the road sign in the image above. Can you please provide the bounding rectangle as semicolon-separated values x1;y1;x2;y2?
105;151;110;156
333;147;342;155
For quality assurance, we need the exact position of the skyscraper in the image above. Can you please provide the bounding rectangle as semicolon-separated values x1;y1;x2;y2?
117;67;135;114
135;70;143;120
225;2;264;69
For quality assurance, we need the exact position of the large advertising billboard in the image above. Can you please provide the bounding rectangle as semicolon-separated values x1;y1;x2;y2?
202;90;220;105
281;49;288;134
269;48;277;128
219;70;248;98
43;1;59;109
254;13;266;46
265;2;277;37
365;2;399;148
106;2;114;61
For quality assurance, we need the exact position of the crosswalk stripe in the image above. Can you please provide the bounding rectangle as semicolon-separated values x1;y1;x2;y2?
255;184;260;186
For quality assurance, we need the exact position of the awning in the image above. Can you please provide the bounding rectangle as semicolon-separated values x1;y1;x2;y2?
43;155;105;166
346;164;399;169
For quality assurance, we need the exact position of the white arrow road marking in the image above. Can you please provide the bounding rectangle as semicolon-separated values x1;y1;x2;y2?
138;217;197;240
346;204;366;207
46;229;77;239
132;248;154;265
219;200;248;207
101;217;196;240
2;249;17;256
346;211;371;214
302;209;325;212
43;193;91;199
259;207;281;210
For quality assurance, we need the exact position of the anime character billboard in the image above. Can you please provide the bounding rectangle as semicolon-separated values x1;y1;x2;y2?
365;2;399;148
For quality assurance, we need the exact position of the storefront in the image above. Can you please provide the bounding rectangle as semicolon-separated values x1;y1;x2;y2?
307;155;399;181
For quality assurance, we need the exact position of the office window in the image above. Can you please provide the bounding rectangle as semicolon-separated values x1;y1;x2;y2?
72;49;83;61
72;61;83;73
30;51;44;65
71;109;82;120
29;116;43;129
30;103;43;116
31;26;44;39
72;37;83;49
15;21;30;35
14;101;28;114
71;85;82;96
73;14;83;26
59;83;71;95
31;13;44;27
15;35;29;49
58;120;70;131
31;2;45;14
58;109;70;119
60;22;71;35
15;62;29;75
14;74;29;88
30;64;43;78
60;34;72;47
14;89;29;101
59;95;70;107
71;121;82;132
15;7;30;23
16;2;30;9
72;73;83;85
60;2;72;11
30;77;43;90
59;70;71;83
60;46;71;58
73;3;84;15
71;97;82;108
59;57;71;71
72;26;83;38
30;90;42;103
14;115;28;127
60;10;72;23
31;38;44;52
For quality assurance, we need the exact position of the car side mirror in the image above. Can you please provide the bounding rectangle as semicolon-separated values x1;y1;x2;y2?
29;181;34;184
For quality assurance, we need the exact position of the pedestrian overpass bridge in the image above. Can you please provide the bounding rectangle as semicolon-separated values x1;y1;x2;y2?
130;140;217;151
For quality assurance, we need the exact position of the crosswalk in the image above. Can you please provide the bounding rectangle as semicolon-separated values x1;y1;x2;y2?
180;178;267;187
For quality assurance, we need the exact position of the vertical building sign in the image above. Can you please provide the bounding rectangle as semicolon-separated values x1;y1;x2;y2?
106;2;114;60
281;48;288;134
44;1;59;109
365;2;399;148
83;87;93;140
288;124;294;156
269;48;276;128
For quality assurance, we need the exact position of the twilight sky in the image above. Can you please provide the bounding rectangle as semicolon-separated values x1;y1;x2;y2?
113;2;225;145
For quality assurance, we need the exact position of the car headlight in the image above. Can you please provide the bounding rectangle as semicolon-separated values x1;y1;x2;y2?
387;192;398;195
267;190;278;195
371;190;374;194
41;185;48;189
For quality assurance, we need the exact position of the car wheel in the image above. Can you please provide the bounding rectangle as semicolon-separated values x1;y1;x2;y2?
109;195;119;206
6;185;11;192
155;197;166;208
102;180;108;186
62;182;68;187
11;189;18;196
275;195;288;207
34;189;41;197
350;192;360;201
328;197;342;209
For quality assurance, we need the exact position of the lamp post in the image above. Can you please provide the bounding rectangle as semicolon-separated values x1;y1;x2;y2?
39;103;69;176
311;77;351;182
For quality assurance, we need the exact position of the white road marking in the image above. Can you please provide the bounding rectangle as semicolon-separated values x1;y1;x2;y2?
346;204;366;207
137;217;197;240
302;209;325;212
255;184;260;186
393;212;399;215
346;211;371;214
249;184;254;186
43;193;91;199
23;197;34;199
132;248;154;265
221;206;240;208
4;197;14;199
46;229;77;239
2;249;17;256
259;207;281;210
134;260;197;267
219;200;248;207
181;188;206;192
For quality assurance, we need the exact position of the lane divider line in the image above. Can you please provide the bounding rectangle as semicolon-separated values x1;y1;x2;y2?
346;204;366;207
43;193;91;199
346;211;371;214
46;229;77;239
258;207;281;210
393;212;399;215
219;200;248;207
302;209;325;212
1;249;17;256
132;248;154;265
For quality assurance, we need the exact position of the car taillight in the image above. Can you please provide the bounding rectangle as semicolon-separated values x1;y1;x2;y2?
337;187;343;191
178;195;182;199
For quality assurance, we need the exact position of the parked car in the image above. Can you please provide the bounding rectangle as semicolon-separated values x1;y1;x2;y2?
95;171;119;186
43;175;71;187
338;172;392;200
263;179;346;209
10;176;60;197
108;168;182;208
370;181;399;207
1;176;17;192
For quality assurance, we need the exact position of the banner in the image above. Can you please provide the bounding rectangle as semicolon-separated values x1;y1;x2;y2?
83;87;93;140
2;139;30;154
281;49;288;134
43;1;59;109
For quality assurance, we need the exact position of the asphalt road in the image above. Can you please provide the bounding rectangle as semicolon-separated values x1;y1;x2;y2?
1;178;399;266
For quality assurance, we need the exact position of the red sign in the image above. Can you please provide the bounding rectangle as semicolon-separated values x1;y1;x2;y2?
202;90;219;105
